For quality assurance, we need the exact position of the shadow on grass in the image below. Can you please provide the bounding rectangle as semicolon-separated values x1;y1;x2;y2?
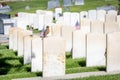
36;72;42;76
78;59;86;67
19;57;24;64
14;51;18;56
97;66;106;71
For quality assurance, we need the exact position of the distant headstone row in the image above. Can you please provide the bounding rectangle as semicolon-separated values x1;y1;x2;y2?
47;0;84;9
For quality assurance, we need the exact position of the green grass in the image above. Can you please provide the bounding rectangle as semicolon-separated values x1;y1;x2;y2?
4;0;118;17
0;45;106;80
70;74;120;80
0;45;42;80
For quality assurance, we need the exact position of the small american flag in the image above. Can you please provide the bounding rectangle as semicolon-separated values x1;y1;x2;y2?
75;20;80;30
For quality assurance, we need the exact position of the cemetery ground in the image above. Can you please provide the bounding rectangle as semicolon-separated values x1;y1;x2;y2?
0;44;120;80
7;0;117;16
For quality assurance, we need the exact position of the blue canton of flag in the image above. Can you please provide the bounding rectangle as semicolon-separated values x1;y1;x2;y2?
75;20;80;30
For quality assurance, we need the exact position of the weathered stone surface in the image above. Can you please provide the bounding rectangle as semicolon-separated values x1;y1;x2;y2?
70;12;80;26
104;22;119;34
97;10;106;22
91;20;104;33
86;33;106;67
18;30;32;56
80;19;90;33
107;32;120;72
43;37;65;77
61;26;75;52
105;14;117;22
31;37;42;72
9;27;15;49
80;11;88;20
88;10;97;21
63;12;71;26
72;30;86;59
23;35;38;64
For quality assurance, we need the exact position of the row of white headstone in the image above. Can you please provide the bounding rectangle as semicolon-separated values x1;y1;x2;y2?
9;27;65;77
9;20;120;77
13;8;119;31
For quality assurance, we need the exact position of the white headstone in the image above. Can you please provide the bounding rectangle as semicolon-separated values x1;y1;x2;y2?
18;30;32;56
51;24;62;37
86;33;106;67
70;12;80;26
9;27;15;49
117;15;120;29
104;22;119;34
88;10;97;21
107;10;117;15
61;25;75;52
12;28;22;51
44;11;53;27
31;37;43;72
38;14;45;30
72;30;86;59
107;32;120;72
105;14;117;22
91;20;104;33
55;8;62;20
23;35;38;64
80;19;90;33
80;11;88;20
63;12;71;26
75;0;84;5
43;37;65;77
97;10;106;22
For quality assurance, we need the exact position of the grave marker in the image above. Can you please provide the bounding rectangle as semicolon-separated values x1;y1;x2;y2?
31;37;43;72
72;30;86;59
43;37;65;77
107;32;120;72
86;33;106;67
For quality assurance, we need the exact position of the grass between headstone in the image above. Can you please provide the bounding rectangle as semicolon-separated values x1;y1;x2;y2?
0;44;106;80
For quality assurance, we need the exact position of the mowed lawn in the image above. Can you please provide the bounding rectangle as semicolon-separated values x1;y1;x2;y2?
0;44;106;80
6;0;118;16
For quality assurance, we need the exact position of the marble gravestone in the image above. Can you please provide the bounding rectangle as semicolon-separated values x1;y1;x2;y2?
47;0;60;9
80;11;88;20
9;27;15;49
63;0;72;6
43;37;65;77
12;28;22;51
86;33;106;67
97;10;106;22
23;35;38;64
91;20;104;33
107;32;120;72
75;0;84;5
31;37;43;72
104;22;119;34
72;30;86;59
63;12;71;26
70;12;80;27
51;24;62;37
107;10;117;15
105;14;117;22
80;19;90;33
117;15;120;29
61;26;75;52
18;30;32;56
88;10;97;21
55;8;62;21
